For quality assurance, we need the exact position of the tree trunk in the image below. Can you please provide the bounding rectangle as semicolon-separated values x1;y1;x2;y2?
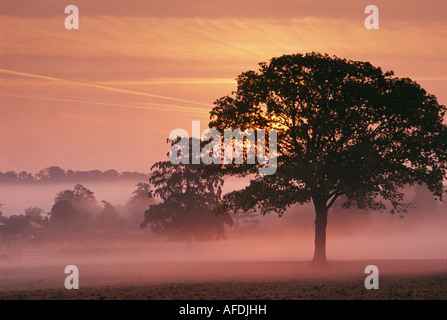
311;197;328;266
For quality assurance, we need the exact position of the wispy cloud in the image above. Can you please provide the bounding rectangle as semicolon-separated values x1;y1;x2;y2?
1;0;445;23
94;78;237;85
1;1;446;173
0;78;237;86
2;16;446;71
0;92;209;115
0;68;209;107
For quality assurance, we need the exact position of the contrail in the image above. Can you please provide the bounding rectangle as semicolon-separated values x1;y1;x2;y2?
94;78;236;85
0;68;210;107
0;92;208;115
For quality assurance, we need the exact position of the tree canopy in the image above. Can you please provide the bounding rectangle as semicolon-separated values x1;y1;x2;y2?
97;200;127;234
208;52;447;264
55;184;98;214
126;182;156;229
0;166;148;184
141;140;233;241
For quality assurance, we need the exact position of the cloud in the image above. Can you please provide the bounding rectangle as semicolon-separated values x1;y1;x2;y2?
0;92;209;115
1;0;445;22
0;77;237;87
94;78;237;85
0;68;209;107
1;1;446;173
1;15;446;65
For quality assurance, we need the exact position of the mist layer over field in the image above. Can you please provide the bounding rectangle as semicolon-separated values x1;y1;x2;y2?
0;181;139;216
0;181;446;261
0;182;446;297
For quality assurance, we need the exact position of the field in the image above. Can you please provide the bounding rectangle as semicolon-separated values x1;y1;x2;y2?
1;254;446;300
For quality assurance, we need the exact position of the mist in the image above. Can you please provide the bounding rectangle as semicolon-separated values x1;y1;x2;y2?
1;181;446;296
0;180;446;262
0;181;140;216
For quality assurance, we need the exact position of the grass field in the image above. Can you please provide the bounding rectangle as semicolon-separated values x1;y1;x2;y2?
1;257;446;300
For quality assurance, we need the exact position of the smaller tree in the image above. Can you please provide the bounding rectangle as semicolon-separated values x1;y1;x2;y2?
97;200;127;234
55;184;98;214
126;182;156;228
25;207;44;219
48;200;76;233
103;169;120;180
1;214;28;239
35;166;66;182
17;171;34;183
3;171;17;183
46;200;73;239
52;185;99;237
0;203;6;224
141;140;233;242
24;207;47;225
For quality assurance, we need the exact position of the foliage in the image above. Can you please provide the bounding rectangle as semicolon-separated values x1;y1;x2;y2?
141;140;233;241
55;184;98;214
49;200;76;225
126;182;156;229
97;200;127;234
24;207;45;219
210;52;447;214
207;52;447;263
0;166;148;184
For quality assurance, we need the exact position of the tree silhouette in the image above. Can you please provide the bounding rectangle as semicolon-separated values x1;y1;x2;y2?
103;169;120;180
97;200;127;234
2;171;17;182
48;200;76;237
35;166;66;182
17;171;34;183
53;184;98;236
141;140;233;242
49;200;75;223
126;182;156;229
208;52;447;265
55;184;98;214
0;167;149;184
0;203;5;224
24;207;45;220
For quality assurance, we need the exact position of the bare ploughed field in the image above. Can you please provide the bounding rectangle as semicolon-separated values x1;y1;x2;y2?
1;252;446;299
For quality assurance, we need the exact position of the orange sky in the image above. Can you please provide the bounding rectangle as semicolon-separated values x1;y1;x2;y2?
0;0;446;173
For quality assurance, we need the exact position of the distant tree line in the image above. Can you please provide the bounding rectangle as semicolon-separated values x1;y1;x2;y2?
0;183;156;242
0;166;149;184
0;179;242;244
0;158;255;246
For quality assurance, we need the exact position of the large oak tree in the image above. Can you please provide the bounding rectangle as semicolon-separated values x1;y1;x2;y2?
208;52;447;265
